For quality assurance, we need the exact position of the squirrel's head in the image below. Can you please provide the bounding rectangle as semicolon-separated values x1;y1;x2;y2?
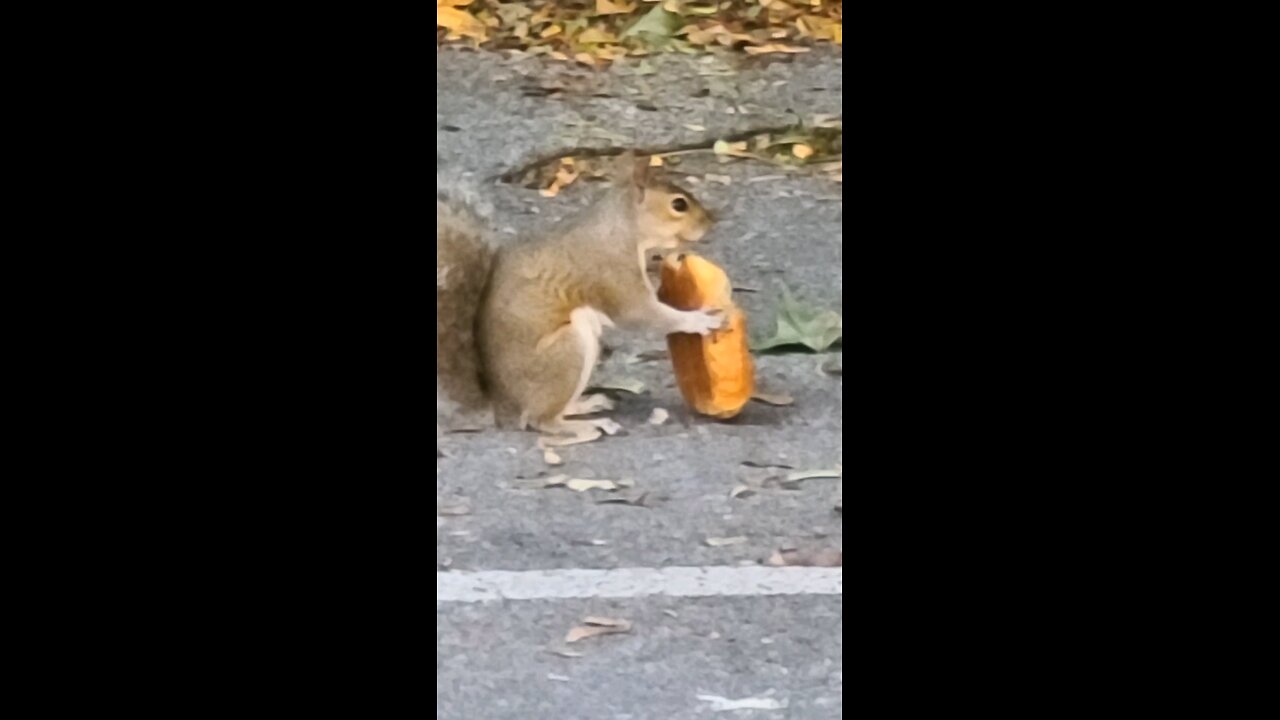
627;156;714;250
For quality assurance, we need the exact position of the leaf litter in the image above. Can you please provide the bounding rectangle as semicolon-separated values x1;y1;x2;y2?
438;0;842;63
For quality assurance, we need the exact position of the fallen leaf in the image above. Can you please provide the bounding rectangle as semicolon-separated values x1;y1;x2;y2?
566;617;633;643
632;349;669;363
785;468;841;483
730;485;757;499
547;673;572;682
590;378;647;395
549;649;586;658
649;408;670;425
545;476;634;493
540;158;581;198
538;429;604;448
752;392;795;407
792;143;815;160
544;449;564;466
812;114;842;128
595;0;634;16
577;27;618;44
437;7;488;41
767;547;842;567
713;140;751;157
437;504;472;517
753;287;842;353
597;493;650;507
744;43;811;55
623;3;685;46
684;123;708;132
706;536;749;547
584;616;630;627
698;694;788;712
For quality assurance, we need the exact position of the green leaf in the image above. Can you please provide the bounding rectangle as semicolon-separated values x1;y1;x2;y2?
753;287;843;353
622;4;684;43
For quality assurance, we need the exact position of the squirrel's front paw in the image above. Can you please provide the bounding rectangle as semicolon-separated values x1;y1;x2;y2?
678;309;725;336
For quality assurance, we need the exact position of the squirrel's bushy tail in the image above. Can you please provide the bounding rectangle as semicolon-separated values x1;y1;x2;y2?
437;170;494;411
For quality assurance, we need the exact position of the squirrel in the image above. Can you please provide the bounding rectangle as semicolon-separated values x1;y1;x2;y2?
436;155;723;443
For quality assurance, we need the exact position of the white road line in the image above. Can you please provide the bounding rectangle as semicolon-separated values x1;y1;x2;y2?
437;566;842;604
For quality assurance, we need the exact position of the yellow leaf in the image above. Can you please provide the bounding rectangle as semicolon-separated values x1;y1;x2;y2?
577;27;617;44
437;7;487;40
530;6;554;25
540;24;563;39
793;143;815;159
595;0;633;15
797;15;835;40
541;159;581;198
744;43;811;55
574;52;598;67
713;140;750;157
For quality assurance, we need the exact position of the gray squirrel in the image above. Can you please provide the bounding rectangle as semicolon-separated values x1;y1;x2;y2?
435;156;721;443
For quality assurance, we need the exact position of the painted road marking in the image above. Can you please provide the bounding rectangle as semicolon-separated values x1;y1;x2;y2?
437;566;842;604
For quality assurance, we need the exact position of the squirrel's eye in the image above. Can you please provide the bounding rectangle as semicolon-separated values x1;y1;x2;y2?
671;197;690;213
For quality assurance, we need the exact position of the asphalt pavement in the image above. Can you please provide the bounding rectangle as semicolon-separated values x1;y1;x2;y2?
438;46;843;720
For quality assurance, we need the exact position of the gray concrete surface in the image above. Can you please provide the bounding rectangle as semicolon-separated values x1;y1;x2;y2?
437;46;843;720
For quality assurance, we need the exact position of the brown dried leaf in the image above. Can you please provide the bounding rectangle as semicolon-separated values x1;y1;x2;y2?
752;392;795;407
595;0;634;16
767;547;843;568
437;7;489;41
566;616;633;643
597;492;650;507
544;476;633;493
744;43;811;55
590;378;647;395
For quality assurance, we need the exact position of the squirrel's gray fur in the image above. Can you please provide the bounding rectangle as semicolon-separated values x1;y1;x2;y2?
436;162;495;415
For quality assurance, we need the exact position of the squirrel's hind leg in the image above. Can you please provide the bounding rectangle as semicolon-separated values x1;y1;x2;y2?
524;307;621;442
